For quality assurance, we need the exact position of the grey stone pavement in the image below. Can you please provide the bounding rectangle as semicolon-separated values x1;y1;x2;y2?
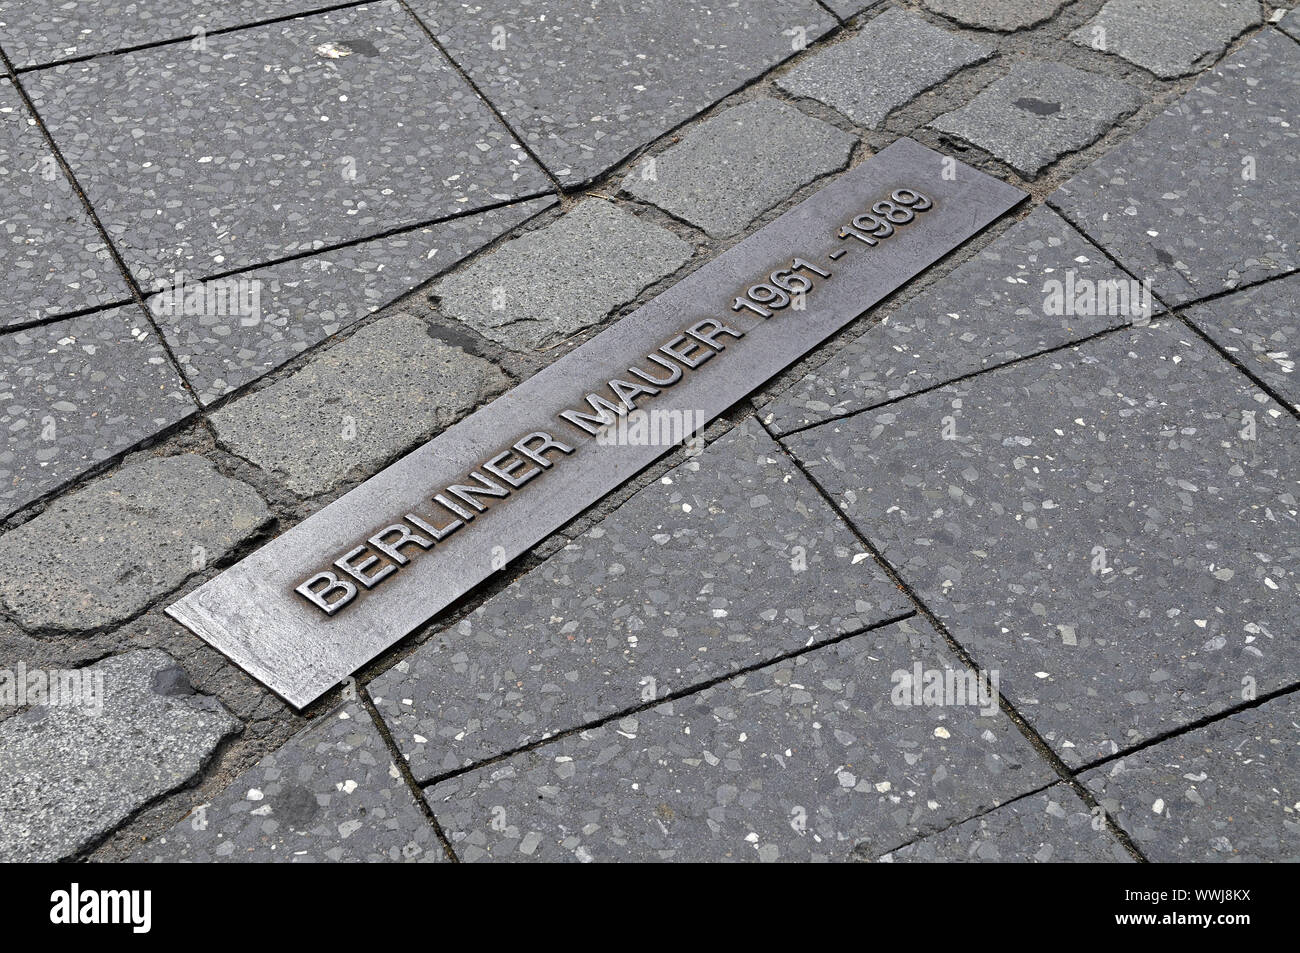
0;0;1296;864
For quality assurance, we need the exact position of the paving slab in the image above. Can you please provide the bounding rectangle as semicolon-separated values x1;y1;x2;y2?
783;322;1300;767
872;785;1133;862
1069;0;1262;79
932;61;1142;176
1082;693;1300;861
156;196;556;406
135;703;443;862
0;649;240;862
411;0;835;184
0;454;269;632
0;0;331;68
432;201;693;351
776;8;993;129
921;0;1069;31
622;99;855;238
211;313;509;497
23;1;551;287
371;420;910;781
427;617;1054;862
1052;31;1299;305
1184;274;1300;412
0;79;130;327
0;306;197;519
759;206;1146;436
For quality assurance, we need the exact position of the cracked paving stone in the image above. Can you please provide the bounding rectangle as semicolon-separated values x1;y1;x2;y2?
0;305;196;519
921;0;1069;31
870;785;1133;862
783;322;1300;768
372;420;911;782
211;312;509;497
0;649;240;862
776;8;993;129
1052;31;1299;305
1082;693;1300;861
155;196;555;406
411;0;835;185
135;703;443;862
931;61;1142;177
1185;274;1300;412
432;201;693;351
0;80;130;326
426;617;1053;862
1070;0;1262;79
22;2;551;287
0;454;269;632
758;206;1149;436
0;0;331;68
622;99;855;239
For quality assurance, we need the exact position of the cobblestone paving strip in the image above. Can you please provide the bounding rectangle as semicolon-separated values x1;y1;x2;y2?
371;420;910;781
931;61;1143;176
410;0;837;184
0;79;130;327
134;702;444;862
623;99;856;239
157;196;556;406
0;0;335;68
1052;30;1299;306
1081;691;1300;862
1280;9;1300;41
0;306;196;519
872;784;1134;862
776;7;993;129
20;1;552;286
783;322;1300;768
0;454;270;631
1069;0;1263;79
757;206;1147;436
426;617;1054;862
0;649;241;862
211;313;510;497
1183;274;1300;413
432;200;694;351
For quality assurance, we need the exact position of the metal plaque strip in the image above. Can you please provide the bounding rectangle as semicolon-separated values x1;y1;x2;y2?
168;138;1026;707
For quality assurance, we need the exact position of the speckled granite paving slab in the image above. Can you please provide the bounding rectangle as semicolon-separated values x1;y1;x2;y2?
0;305;195;519
1053;31;1299;305
135;704;444;863
156;196;556;405
758;206;1147;436
0;0;331;68
372;420;910;782
872;784;1133;862
23;1;552;286
1082;693;1300;862
426;617;1054;862
0;79;130;326
822;0;886;18
921;0;1068;32
411;0;835;184
784;322;1300;767
1183;274;1300;412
